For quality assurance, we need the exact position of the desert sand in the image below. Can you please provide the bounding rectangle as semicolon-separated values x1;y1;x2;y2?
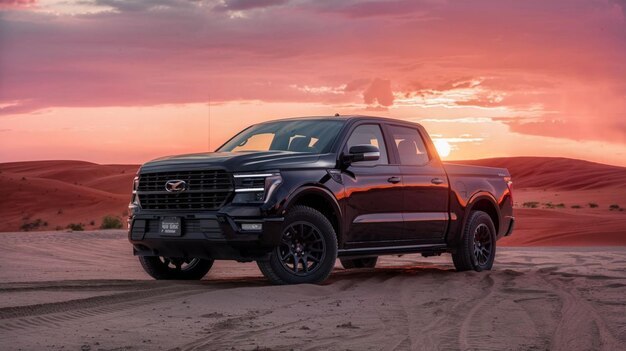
0;230;624;350
1;157;625;349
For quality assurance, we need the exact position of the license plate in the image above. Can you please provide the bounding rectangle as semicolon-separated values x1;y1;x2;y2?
160;217;181;236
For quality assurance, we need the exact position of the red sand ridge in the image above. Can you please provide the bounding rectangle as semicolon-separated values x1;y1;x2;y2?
1;157;625;247
0;160;139;232
450;157;626;190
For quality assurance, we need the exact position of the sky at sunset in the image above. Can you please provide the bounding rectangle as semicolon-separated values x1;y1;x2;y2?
1;0;625;165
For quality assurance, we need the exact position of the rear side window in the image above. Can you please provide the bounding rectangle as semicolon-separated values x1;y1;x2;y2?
345;124;389;165
388;125;430;166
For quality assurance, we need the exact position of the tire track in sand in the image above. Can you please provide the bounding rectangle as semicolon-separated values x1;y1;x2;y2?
0;281;210;332
458;274;496;350
0;279;154;293
540;274;621;351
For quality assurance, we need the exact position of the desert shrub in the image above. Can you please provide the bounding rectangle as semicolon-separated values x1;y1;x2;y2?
609;204;620;211
57;208;64;215
588;202;599;208
100;215;123;229
89;220;95;226
67;223;84;231
20;218;46;231
522;201;540;208
571;205;582;209
555;203;566;208
543;202;555;209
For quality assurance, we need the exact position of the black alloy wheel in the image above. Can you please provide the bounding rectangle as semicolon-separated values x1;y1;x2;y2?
452;210;497;272
257;206;338;285
278;221;326;276
472;223;493;266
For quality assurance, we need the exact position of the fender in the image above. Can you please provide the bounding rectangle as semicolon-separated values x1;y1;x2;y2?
282;184;343;236
460;191;502;235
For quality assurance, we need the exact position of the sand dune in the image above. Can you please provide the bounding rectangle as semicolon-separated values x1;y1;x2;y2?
452;156;626;190
500;209;626;246
0;230;624;350
0;161;137;232
1;158;625;248
0;160;136;188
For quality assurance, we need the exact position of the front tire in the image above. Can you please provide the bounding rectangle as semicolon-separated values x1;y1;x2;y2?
452;211;496;272
257;206;338;285
139;256;214;280
340;257;378;269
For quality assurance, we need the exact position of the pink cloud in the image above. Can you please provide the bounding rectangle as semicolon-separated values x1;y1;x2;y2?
312;0;426;18
213;0;290;12
0;0;35;8
499;116;626;145
363;79;394;107
1;0;625;146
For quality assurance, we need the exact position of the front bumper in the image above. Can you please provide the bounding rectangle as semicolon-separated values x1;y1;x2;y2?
128;211;284;261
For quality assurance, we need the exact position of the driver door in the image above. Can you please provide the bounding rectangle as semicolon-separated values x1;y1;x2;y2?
342;123;405;246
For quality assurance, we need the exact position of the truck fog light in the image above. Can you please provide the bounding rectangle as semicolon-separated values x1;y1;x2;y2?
241;223;263;231
232;191;265;203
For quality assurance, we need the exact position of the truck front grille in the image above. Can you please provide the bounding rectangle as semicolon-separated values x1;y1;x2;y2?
137;170;233;210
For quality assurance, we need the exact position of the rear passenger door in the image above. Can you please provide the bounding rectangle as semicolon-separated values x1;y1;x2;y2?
386;124;449;242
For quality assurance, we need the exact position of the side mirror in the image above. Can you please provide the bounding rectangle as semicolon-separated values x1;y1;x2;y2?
345;144;380;164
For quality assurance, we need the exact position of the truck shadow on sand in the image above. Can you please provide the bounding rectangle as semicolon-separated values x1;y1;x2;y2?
0;264;459;296
0;264;461;330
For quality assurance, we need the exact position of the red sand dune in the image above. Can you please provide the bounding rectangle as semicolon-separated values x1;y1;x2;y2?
1;157;624;247
0;161;138;232
499;208;626;247
451;157;626;190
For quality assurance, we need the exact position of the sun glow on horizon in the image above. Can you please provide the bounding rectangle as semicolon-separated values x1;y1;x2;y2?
434;139;452;158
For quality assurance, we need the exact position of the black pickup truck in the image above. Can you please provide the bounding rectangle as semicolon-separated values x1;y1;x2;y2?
128;116;514;284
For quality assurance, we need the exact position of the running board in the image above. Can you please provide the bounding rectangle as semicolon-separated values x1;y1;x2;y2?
337;243;448;258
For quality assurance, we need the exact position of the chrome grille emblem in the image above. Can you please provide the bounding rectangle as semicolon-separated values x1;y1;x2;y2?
165;180;187;193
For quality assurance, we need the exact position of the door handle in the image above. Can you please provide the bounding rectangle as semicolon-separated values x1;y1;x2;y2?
431;178;445;185
387;176;401;184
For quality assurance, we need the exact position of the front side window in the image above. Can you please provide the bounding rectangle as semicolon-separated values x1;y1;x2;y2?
345;124;389;165
388;125;430;165
218;120;344;153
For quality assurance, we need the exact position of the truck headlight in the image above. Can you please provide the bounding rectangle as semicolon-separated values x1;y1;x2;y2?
129;176;141;215
232;172;282;204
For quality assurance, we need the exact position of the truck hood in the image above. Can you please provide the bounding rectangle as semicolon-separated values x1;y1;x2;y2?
139;151;337;173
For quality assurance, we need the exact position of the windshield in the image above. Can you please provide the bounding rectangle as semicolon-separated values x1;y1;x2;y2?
217;119;345;153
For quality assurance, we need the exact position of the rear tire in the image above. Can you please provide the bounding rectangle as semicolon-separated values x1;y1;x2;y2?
452;211;496;272
340;257;378;269
139;256;214;280
257;206;338;285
